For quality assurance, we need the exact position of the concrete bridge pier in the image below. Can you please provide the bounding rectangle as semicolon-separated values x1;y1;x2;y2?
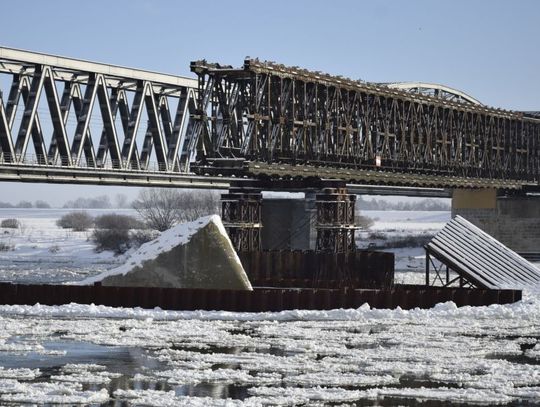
260;193;317;250
452;189;540;255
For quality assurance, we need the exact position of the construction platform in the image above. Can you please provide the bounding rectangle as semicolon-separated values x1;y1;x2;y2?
0;244;526;311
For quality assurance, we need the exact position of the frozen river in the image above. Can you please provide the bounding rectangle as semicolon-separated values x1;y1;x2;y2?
1;298;540;405
0;209;539;405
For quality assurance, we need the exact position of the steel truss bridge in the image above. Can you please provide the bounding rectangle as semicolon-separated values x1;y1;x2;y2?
0;46;538;195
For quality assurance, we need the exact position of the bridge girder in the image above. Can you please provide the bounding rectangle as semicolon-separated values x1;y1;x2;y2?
0;46;199;178
189;58;540;189
383;82;483;106
0;47;537;192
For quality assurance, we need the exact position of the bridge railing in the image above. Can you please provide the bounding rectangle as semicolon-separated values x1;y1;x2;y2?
0;152;175;173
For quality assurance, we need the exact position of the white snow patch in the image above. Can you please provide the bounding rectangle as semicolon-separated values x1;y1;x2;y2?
0;366;40;380
115;389;245;406
0;208;129;284
0;294;540;405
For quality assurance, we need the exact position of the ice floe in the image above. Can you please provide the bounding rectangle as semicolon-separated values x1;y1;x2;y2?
0;295;539;405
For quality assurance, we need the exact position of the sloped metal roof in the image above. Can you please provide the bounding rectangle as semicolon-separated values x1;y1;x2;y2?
426;215;540;290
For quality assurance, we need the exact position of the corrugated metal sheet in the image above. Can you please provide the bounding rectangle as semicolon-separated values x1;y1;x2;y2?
426;215;540;289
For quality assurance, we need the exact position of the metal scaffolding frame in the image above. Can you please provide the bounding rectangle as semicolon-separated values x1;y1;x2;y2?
189;58;540;189
315;187;357;253
425;249;474;288
221;188;262;252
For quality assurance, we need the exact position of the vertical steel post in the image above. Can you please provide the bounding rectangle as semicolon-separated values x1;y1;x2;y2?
425;250;430;286
221;184;262;252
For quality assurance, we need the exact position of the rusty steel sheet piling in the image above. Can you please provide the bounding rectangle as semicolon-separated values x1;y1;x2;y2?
0;283;521;312
238;250;394;289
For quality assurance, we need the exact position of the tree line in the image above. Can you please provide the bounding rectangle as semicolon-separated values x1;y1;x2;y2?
54;189;221;254
0;192;450;212
0;200;51;208
357;197;450;211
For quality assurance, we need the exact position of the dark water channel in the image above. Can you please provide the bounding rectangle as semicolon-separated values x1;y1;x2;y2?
0;339;255;406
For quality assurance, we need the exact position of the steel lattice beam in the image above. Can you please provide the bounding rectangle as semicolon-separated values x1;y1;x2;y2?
0;47;538;191
0;46;201;184
189;58;540;189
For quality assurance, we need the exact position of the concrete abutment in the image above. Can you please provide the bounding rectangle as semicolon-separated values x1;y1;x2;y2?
452;189;540;254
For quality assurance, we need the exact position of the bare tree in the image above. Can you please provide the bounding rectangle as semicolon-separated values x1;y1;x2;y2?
132;188;220;232
176;191;221;223
35;200;51;208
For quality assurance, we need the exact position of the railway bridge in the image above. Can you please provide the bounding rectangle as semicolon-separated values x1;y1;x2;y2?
0;47;538;252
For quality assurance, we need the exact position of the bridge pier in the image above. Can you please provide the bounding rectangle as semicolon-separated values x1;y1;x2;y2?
452;189;540;255
260;194;317;250
221;180;357;252
220;188;262;252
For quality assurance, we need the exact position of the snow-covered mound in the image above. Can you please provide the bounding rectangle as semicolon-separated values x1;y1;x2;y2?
80;215;252;290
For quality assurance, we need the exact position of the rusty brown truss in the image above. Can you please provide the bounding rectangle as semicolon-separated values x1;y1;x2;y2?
189;59;540;188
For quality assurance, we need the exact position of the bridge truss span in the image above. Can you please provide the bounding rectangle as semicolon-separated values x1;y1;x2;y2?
189;58;540;189
0;46;211;186
0;47;538;191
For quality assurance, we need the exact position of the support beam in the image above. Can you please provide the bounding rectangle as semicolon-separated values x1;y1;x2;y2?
0;46;196;89
221;188;262;252
315;187;357;253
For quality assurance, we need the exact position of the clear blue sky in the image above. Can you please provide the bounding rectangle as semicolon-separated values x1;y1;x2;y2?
0;0;538;205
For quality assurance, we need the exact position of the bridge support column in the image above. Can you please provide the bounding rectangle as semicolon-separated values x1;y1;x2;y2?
452;189;540;256
315;187;357;252
260;194;317;250
221;188;262;251
222;180;357;253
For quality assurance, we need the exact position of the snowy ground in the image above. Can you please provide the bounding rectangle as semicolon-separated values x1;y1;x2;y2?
0;209;447;286
0;209;134;284
0;208;540;406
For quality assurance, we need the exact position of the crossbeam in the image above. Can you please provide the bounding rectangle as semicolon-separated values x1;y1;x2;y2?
0;47;197;89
